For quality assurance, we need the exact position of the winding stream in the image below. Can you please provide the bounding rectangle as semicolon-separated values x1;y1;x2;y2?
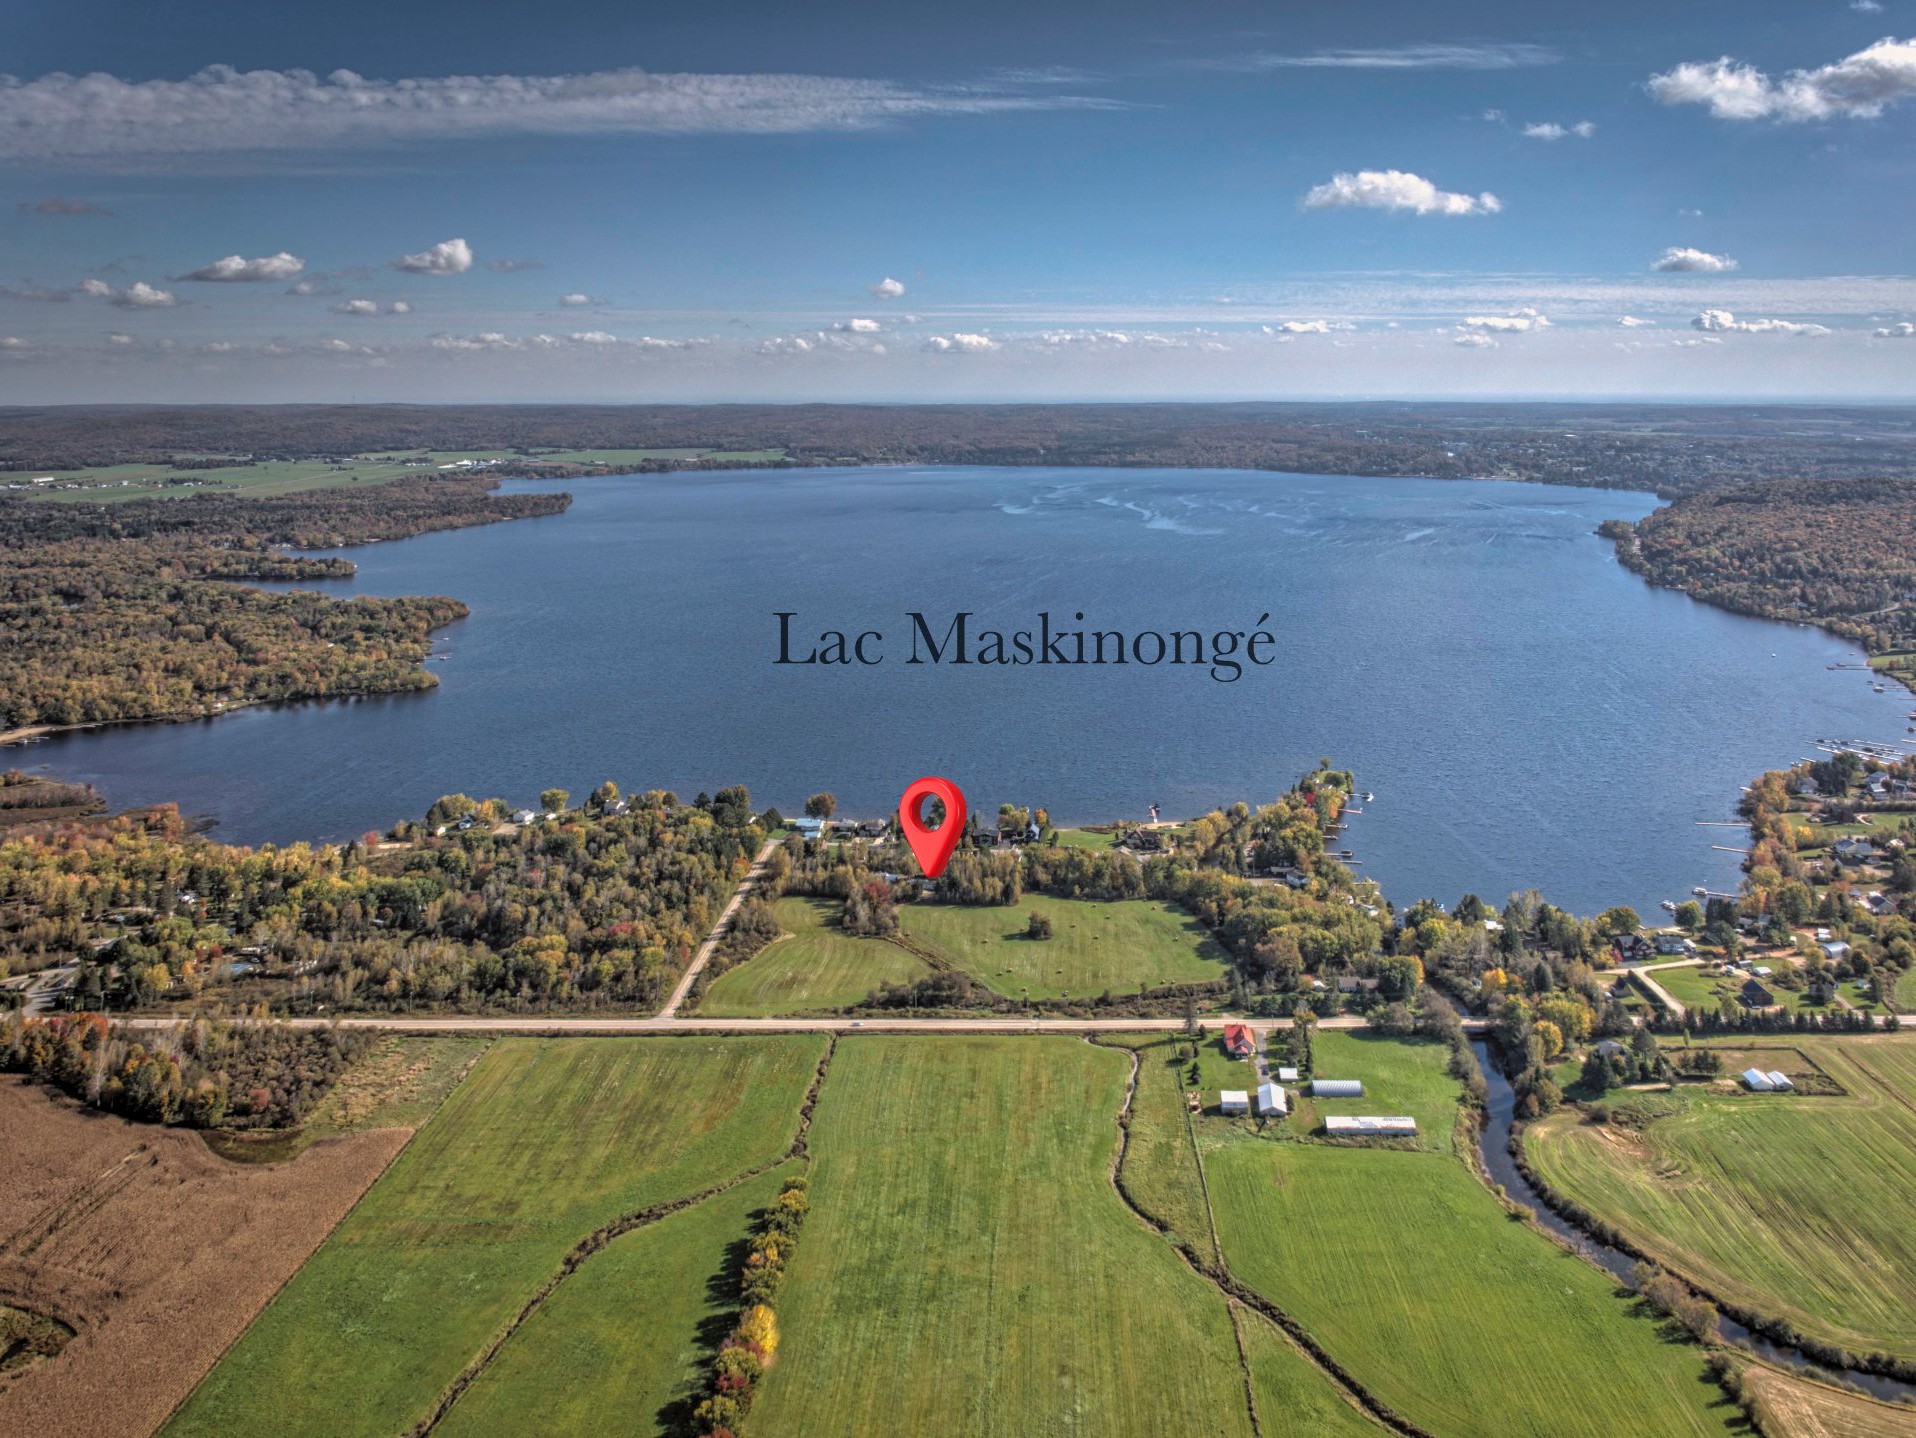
1469;1040;1916;1406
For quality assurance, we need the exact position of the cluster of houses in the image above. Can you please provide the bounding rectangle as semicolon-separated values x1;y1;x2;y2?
791;816;890;841
1612;931;1698;965
1214;1023;1417;1138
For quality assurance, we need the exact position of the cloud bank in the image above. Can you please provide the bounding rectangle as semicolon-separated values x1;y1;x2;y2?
1650;38;1916;121
1302;169;1501;216
1693;308;1829;336
178;251;305;282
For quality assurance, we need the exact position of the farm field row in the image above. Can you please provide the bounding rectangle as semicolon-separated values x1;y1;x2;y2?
1525;1034;1916;1363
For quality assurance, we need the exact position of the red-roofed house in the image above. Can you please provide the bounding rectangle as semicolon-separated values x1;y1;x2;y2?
1223;1023;1256;1059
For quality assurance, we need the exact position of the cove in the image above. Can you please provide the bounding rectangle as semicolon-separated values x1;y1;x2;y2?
21;467;1913;917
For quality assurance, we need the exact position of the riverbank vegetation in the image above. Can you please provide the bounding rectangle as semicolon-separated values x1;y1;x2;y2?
0;476;567;731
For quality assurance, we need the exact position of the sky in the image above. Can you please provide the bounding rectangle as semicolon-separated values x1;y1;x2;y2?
2;0;1914;403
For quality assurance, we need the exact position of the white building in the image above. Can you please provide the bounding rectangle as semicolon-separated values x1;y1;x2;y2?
1311;1078;1364;1098
1741;1068;1776;1091
1324;1116;1417;1137
1255;1083;1287;1117
1276;1066;1300;1083
1219;1089;1250;1116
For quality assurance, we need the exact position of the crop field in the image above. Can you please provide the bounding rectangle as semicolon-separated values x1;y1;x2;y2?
747;1036;1260;1437
435;1163;801;1438
898;896;1229;1000
1740;1364;1916;1438
162;1035;825;1438
1106;1034;1225;1256
0;1078;407;1438
1525;1034;1916;1361
1207;1140;1736;1438
698;897;929;1015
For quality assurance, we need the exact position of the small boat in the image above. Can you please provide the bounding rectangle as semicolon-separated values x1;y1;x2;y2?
1692;885;1709;897
1363;791;1375;802
1660;900;1677;912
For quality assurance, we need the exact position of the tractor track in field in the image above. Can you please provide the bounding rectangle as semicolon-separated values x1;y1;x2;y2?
1084;1034;1427;1438
409;1035;838;1438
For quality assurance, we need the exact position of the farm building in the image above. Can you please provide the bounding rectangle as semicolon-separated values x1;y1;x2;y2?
1820;941;1853;962
1766;1071;1794;1091
1219;1090;1250;1116
1311;1079;1364;1098
1324;1116;1417;1137
1223;1023;1257;1058
1256;1082;1287;1117
1276;1066;1300;1083
1741;1068;1776;1091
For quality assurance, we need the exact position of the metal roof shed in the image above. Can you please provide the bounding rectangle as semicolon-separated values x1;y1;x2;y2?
1766;1071;1794;1091
1741;1068;1776;1091
1219;1089;1250;1115
1256;1082;1287;1117
1311;1079;1364;1098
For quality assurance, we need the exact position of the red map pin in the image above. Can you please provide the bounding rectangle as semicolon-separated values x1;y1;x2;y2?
898;776;967;878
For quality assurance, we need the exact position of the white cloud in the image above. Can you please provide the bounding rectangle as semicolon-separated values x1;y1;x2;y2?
870;276;906;299
569;330;619;344
1461;307;1550;332
841;317;882;333
1453;332;1497;348
1854;1;1885;12
107;333;132;345
79;278;177;308
1650;39;1916;121
178;251;304;282
77;278;113;298
925;332;998;352
559;293;595;306
0;65;1119;167
390;300;411;314
1227;43;1558;71
1618;315;1656;327
1274;319;1336;334
1302;169;1501;216
1653;246;1739;273
1693;308;1831;335
392;238;473;275
0;335;28;348
331;299;381;316
1875;321;1916;337
1522;120;1595;139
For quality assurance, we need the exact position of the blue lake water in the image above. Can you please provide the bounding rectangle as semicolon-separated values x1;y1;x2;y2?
21;467;1914;916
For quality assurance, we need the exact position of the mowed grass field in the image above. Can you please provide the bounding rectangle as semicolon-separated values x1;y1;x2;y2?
747;1036;1259;1437
1525;1034;1916;1361
162;1036;824;1438
435;1163;802;1438
898;896;1229;1000
699;898;929;1015
1207;1141;1735;1438
1283;1031;1463;1152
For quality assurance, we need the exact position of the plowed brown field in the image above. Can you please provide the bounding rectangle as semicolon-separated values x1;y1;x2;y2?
0;1076;407;1438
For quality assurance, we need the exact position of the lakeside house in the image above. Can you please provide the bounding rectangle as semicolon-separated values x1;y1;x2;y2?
1256;1082;1288;1117
1223;1023;1256;1059
1831;836;1877;866
1311;1078;1364;1098
793;817;826;838
1219;1090;1250;1116
1612;934;1656;964
1324;1116;1417;1137
1653;933;1697;956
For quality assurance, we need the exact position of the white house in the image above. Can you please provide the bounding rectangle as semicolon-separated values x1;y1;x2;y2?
1219;1090;1250;1116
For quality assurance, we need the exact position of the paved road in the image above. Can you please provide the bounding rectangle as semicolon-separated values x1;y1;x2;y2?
660;837;781;1017
115;1010;1487;1036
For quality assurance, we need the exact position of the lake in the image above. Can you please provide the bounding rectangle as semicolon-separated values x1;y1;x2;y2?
21;467;1914;917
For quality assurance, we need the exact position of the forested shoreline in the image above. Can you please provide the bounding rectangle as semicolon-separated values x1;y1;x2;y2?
0;477;570;730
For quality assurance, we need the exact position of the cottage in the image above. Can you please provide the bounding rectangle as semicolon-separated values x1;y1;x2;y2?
1865;892;1895;917
1792;775;1821;797
1594;1039;1627;1061
1739;978;1776;1008
857;818;889;838
1223;1023;1257;1059
1255;1082;1288;1117
1612;934;1656;964
1334;976;1378;994
1741;1068;1776;1091
1219;1090;1250;1116
511;809;537;825
1864;772;1894;799
792;817;826;838
1324;1116;1417;1137
1831;836;1877;866
1653;933;1696;956
1276;1066;1301;1083
1311;1078;1364;1098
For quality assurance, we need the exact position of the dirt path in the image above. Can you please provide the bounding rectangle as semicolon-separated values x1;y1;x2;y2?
659;837;781;1017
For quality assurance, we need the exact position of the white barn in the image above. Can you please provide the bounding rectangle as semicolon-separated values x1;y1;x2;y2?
1219;1089;1250;1116
1256;1082;1288;1117
1324;1116;1417;1137
1741;1068;1776;1091
1766;1070;1794;1091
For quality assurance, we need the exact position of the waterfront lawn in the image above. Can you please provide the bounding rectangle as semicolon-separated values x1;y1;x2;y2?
1654;960;1884;1016
162;1035;824;1438
698;897;929;1015
1208;1142;1736;1438
898;896;1229;1000
1053;827;1118;850
434;1164;800;1438
1524;1034;1916;1362
747;1036;1258;1438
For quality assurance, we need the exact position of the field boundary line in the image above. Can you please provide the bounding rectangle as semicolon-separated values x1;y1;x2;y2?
413;1034;838;1437
146;1038;495;1436
1084;1034;1410;1438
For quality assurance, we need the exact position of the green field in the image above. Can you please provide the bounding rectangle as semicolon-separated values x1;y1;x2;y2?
898;896;1229;1000
1525;1034;1916;1361
1653;960;1884;1016
1280;1031;1463;1152
1208;1141;1734;1438
163;1035;825;1438
1052;827;1118;850
435;1163;800;1438
1237;1308;1385;1438
1106;1035;1224;1258
698;897;929;1015
748;1036;1261;1437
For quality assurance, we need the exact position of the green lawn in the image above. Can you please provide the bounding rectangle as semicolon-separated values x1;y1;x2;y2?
898;896;1229;1000
1654;961;1883;1017
1525;1034;1916;1361
1208;1141;1735;1438
1282;1031;1462;1153
698;897;929;1015
162;1035;825;1438
748;1036;1259;1438
435;1163;800;1438
1053;827;1118;850
1898;966;1916;1008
